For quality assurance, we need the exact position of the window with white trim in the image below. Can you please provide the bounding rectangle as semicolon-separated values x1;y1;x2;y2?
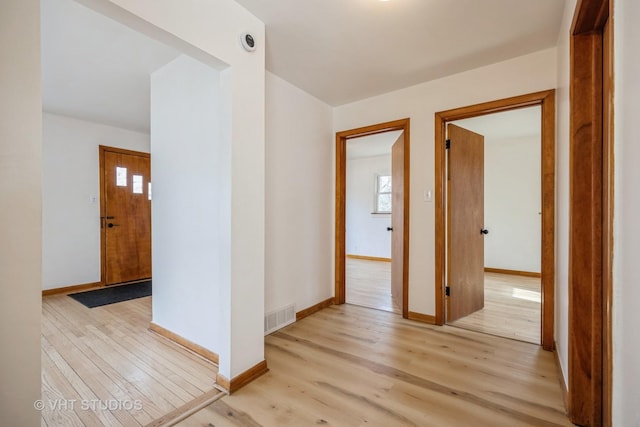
374;174;392;213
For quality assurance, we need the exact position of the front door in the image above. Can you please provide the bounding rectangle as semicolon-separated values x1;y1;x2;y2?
100;146;152;285
447;124;485;322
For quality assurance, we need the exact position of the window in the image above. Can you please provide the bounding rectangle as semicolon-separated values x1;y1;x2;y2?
375;174;392;213
132;175;143;194
116;167;127;187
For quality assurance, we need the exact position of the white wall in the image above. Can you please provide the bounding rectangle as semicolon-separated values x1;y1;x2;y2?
0;0;42;424
79;0;266;380
346;154;392;259
151;55;230;365
484;135;541;273
334;48;557;315
42;113;149;290
553;0;576;392
613;0;640;424
265;72;333;314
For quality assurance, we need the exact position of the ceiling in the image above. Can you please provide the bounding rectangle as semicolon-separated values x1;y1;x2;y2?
236;0;566;106
347;130;403;159
347;106;540;159
41;0;565;133
41;0;180;133
453;106;541;141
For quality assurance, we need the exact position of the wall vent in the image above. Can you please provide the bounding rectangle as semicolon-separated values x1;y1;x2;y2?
264;304;295;335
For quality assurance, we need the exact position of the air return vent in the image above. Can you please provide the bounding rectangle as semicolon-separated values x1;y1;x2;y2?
264;304;295;335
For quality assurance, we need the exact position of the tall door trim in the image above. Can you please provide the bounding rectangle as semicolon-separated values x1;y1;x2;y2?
335;118;410;318
434;90;556;351
99;145;151;286
569;0;612;425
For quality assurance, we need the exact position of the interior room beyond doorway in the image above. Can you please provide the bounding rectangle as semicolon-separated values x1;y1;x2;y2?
344;129;404;315
446;106;542;344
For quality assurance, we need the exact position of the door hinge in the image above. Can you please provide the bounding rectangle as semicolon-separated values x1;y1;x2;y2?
445;285;450;297
445;139;451;150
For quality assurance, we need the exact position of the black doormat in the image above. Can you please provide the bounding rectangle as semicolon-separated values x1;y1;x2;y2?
69;281;152;308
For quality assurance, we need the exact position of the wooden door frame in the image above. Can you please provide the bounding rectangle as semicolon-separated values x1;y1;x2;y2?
335;118;410;318
99;145;151;286
434;90;556;351
568;0;613;425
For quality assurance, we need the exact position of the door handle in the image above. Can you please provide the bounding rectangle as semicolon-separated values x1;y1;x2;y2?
480;228;489;235
107;223;120;228
387;227;393;231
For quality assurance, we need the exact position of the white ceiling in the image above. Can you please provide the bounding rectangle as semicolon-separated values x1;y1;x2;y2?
236;0;566;106
41;0;565;133
346;106;540;160
452;106;541;141
347;130;403;159
41;0;180;133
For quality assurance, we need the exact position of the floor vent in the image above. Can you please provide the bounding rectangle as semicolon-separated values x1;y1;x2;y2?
264;304;295;335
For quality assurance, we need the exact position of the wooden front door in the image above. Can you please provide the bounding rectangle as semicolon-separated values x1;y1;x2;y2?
447;124;485;322
100;146;152;285
390;132;404;311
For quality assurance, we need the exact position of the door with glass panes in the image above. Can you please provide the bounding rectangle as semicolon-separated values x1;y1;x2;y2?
100;146;151;285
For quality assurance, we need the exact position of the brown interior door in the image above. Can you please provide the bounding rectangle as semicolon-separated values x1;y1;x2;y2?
102;148;152;285
390;132;404;312
447;124;485;322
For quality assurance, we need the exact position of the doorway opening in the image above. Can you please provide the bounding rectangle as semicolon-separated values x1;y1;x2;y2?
434;90;555;350
345;131;402;314
41;0;229;423
336;119;410;318
445;107;542;344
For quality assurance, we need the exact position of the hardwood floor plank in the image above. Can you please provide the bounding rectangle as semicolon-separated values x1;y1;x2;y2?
41;294;219;427
181;304;571;426
346;262;540;344
346;258;398;314
42;330;127;426
41;342;100;427
43;300;163;422
449;272;541;344
272;331;565;426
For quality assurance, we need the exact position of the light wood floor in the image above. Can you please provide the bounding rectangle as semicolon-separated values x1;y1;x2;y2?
41;294;220;426
346;258;399;314
449;273;541;344
346;258;540;344
181;304;570;426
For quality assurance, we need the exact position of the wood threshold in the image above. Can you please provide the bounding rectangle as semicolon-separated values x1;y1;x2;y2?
408;311;436;324
149;322;219;365
296;297;335;321
346;254;391;263
434;90;556;351
42;282;102;296
484;268;541;278
144;388;225;427
215;360;268;394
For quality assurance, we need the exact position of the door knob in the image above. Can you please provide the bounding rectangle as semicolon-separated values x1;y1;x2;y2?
387;227;393;231
107;223;120;228
480;228;489;235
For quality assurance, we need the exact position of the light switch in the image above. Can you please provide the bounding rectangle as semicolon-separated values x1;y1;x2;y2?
89;194;97;204
424;189;433;202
